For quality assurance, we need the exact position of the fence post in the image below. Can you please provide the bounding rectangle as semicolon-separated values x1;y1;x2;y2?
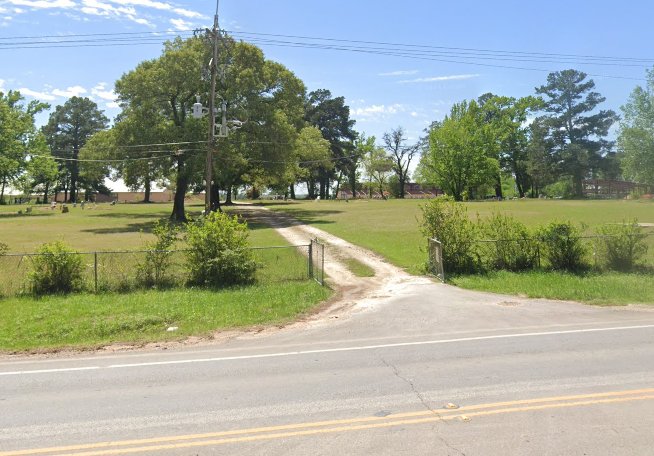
321;241;324;285
308;241;313;280
94;252;98;294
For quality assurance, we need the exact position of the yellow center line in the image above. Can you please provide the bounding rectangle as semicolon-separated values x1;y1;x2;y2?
3;388;653;456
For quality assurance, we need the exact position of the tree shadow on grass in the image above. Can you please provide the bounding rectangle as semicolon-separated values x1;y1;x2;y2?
0;213;55;219
88;212;169;220
81;221;155;235
231;206;340;229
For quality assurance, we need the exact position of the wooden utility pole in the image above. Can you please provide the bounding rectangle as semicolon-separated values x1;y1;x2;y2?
205;1;220;214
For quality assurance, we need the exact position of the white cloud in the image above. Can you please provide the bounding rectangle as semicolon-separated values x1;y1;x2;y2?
379;70;418;77
3;0;204;27
106;101;120;109
52;85;87;97
18;87;56;101
6;0;76;8
0;7;7;13
352;103;405;118
0;79;5;90
92;82;116;101
170;17;190;31
399;74;480;83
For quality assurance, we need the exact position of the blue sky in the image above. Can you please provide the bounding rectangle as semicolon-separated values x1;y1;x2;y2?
1;0;653;145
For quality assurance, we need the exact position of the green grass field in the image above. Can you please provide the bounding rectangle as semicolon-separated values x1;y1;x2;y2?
0;201;327;353
262;198;654;305
0;202;294;252
262;198;654;273
0;284;331;352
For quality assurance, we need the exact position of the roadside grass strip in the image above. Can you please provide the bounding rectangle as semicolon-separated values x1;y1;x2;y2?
3;388;653;455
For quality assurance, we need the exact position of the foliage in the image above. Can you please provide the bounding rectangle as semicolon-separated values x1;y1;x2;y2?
619;67;654;186
542;178;575;199
383;126;419;198
185;212;257;287
29;241;84;295
477;94;543;198
43;97;109;203
0;90;49;203
136;220;179;288
304;89;357;199
364;147;394;199
292;126;332;198
424;100;499;201
478;213;538;271
538;221;588;271
0;242;8;256
420;197;479;273
535;70;618;198
594;221;648;271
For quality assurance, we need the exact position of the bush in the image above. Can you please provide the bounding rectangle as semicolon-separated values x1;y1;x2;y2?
478;213;538;272
136;220;179;288
0;242;8;256
420;197;480;273
594;221;648;271
185;211;257;287
538;221;588;272
29;241;84;295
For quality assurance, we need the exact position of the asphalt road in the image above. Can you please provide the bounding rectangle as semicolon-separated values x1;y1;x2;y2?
2;282;654;455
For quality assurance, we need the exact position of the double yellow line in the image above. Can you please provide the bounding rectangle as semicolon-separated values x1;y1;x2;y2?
4;388;653;456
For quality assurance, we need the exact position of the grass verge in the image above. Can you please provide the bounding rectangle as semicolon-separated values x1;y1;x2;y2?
449;270;654;306
0;282;332;353
342;258;375;277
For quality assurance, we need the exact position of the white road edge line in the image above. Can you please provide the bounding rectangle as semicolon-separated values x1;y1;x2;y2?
1;324;653;377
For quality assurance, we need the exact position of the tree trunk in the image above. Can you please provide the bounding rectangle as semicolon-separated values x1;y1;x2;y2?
143;180;151;203
210;183;222;212
0;180;5;204
69;148;79;203
494;174;503;199
225;185;233;205
398;174;406;198
348;170;357;199
170;158;188;222
289;184;296;199
43;182;49;205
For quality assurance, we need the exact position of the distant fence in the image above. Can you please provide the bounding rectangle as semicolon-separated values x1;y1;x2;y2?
0;243;324;297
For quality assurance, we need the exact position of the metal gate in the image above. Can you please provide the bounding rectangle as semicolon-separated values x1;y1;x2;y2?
309;238;325;286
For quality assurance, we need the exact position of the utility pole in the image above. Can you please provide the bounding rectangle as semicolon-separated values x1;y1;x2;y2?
205;0;220;214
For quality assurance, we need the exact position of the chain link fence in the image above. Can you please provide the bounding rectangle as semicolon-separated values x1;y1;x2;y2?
428;232;654;277
0;244;322;298
309;238;325;286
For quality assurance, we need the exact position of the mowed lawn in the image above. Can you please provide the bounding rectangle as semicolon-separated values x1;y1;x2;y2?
0;202;294;252
0;202;328;353
263;198;654;305
263;198;654;273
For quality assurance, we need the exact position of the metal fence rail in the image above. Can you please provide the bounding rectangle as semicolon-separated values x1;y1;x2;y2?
0;243;324;298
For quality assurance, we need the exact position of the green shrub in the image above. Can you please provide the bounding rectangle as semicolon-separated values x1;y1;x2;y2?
29;241;84;295
420;197;480;274
538;221;588;272
478;213;538;272
185;211;257;287
594;221;648;271
136;220;179;288
0;242;8;256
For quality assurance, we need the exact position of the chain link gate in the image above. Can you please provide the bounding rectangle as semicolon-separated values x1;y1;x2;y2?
428;238;445;282
308;238;325;286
